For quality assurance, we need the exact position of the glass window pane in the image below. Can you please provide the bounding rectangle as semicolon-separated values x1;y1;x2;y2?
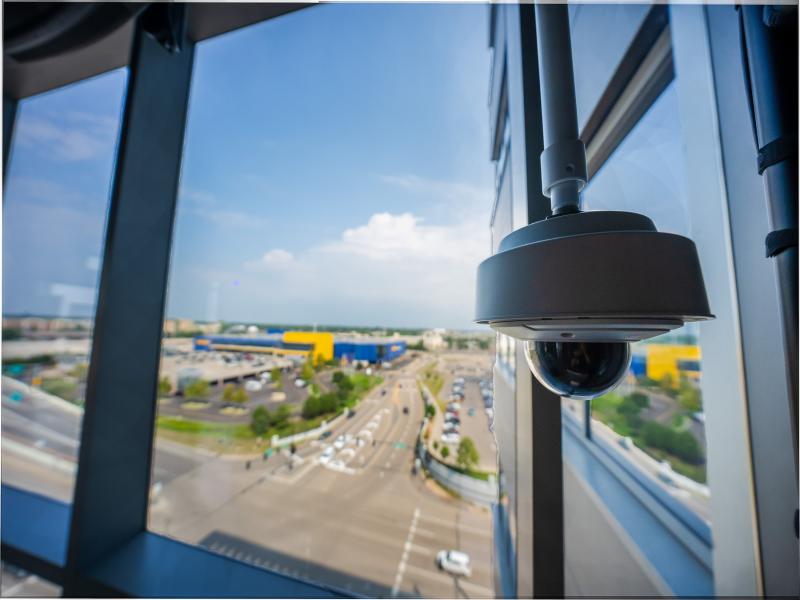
148;5;498;597
1;562;61;597
569;3;651;130
563;80;714;597
1;70;127;503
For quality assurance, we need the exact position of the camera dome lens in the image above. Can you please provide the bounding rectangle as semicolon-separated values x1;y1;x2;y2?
523;340;631;399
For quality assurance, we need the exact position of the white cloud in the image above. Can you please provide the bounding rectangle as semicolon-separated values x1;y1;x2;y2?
178;188;270;230
378;174;490;208
235;210;491;328
319;212;485;264
246;248;295;270
15;112;118;162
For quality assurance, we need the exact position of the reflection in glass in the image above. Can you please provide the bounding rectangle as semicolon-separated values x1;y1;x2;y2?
1;70;127;503
563;81;714;597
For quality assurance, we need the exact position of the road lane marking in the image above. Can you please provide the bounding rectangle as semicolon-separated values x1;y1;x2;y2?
391;507;420;598
418;514;491;538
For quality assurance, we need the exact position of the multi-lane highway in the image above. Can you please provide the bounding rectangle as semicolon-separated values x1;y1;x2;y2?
2;358;496;598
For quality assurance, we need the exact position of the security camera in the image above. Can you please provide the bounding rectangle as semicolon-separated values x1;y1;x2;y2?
475;210;713;399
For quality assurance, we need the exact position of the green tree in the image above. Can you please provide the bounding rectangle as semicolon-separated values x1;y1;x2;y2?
456;437;480;471
251;406;271;435
270;367;282;386
433;440;439;450
617;396;644;430
231;386;249;404
183;379;209;399
222;383;236;402
425;404;435;419
628;391;650;408
301;358;314;382
158;376;173;396
270;404;292;428
440;446;450;460
671;430;703;464
302;395;321;419
70;363;89;381
658;373;675;395
677;376;701;412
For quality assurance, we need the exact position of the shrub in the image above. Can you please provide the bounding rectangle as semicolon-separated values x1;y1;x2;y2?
425;404;435;419
628;391;649;408
251;406;271;435
230;386;249;404
440;446;450;459
456;437;480;470
641;421;704;464
158;376;173;396
184;379;210;399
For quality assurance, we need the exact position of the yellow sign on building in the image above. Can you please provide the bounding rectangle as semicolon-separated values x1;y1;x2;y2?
283;331;334;362
645;344;701;384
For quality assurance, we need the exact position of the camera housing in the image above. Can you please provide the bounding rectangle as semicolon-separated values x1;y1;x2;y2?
475;210;713;398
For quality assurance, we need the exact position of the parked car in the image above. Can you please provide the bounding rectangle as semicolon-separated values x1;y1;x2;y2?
448;402;461;412
244;380;263;392
333;435;346;450
294;378;307;388
443;422;459;433
441;432;460;444
436;550;472;577
403;406;409;415
319;447;334;465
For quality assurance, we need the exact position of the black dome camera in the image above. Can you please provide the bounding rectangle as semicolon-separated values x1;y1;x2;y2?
476;5;713;399
475;210;713;399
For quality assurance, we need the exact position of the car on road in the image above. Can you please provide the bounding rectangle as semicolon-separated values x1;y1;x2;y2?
468;408;475;417
318;430;333;441
347;410;357;419
403;406;409;415
436;550;471;577
319;447;334;465
294;378;307;388
441;432;460;444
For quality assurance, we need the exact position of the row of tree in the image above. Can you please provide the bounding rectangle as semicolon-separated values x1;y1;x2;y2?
301;370;356;419
433;437;480;471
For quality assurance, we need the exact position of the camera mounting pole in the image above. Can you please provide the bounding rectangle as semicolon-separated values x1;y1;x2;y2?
534;3;587;216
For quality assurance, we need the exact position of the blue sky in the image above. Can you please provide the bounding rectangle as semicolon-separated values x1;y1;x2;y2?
3;4;494;330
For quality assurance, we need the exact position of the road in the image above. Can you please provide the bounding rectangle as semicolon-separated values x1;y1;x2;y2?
149;368;495;598
2;359;496;598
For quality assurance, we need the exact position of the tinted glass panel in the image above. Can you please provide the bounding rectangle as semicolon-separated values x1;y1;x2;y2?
569;3;650;129
1;70;127;503
564;81;714;597
147;5;498;597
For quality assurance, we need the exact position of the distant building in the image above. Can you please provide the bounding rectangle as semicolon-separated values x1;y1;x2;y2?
422;328;447;350
194;331;406;365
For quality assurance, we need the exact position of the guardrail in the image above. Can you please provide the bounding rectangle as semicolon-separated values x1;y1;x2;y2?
418;444;498;506
417;380;498;506
271;409;348;448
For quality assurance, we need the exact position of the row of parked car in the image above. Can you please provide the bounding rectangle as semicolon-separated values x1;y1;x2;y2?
479;378;493;420
441;377;466;444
